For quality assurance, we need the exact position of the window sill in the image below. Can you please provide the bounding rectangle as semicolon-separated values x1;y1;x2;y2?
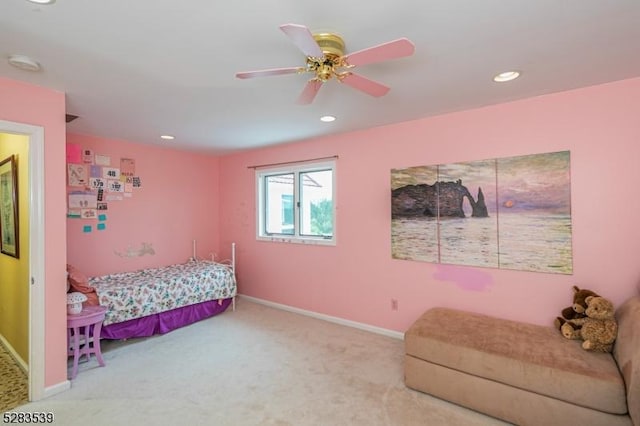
257;236;336;246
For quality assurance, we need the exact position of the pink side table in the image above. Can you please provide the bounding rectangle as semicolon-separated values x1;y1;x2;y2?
67;305;107;379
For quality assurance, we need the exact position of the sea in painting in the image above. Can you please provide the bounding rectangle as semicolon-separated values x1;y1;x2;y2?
391;212;573;274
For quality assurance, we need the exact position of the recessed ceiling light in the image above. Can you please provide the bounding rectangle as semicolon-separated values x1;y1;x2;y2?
8;54;42;72
26;0;56;4
493;71;521;83
320;115;336;122
160;135;175;140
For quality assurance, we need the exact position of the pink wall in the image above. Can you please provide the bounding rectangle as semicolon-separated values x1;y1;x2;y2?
219;77;640;332
0;77;67;387
3;74;638;393
66;133;221;276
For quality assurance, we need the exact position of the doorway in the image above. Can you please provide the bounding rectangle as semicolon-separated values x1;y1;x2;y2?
0;120;46;402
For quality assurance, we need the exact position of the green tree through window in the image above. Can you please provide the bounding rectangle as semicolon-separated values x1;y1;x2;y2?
310;199;333;235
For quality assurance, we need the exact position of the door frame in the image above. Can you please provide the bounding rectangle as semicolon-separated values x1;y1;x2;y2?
0;120;45;401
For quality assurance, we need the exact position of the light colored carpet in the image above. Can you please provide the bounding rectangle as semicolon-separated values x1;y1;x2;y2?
11;299;509;425
0;342;28;412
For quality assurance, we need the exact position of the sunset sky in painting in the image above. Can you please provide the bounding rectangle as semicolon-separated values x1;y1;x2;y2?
496;151;571;214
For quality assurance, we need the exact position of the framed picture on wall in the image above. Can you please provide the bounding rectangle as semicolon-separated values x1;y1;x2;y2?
0;155;19;258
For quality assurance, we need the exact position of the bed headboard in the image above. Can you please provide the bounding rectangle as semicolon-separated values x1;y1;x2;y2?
231;242;236;274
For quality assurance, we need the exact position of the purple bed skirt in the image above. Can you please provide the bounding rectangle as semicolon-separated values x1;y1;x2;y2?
101;298;233;340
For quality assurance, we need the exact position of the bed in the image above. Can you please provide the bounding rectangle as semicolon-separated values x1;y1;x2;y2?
68;246;237;340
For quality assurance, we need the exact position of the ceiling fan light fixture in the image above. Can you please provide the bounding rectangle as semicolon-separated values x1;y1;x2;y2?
26;0;56;4
312;33;346;58
493;71;521;83
8;54;42;72
320;115;336;122
160;135;175;140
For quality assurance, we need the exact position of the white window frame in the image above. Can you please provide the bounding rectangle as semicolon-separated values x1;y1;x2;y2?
256;159;336;245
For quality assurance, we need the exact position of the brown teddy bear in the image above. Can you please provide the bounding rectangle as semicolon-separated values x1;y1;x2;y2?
554;285;599;330
559;295;618;352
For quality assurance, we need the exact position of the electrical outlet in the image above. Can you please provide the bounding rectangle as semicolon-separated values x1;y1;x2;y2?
391;298;398;311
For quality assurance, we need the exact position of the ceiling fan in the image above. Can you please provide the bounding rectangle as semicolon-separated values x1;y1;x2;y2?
235;23;415;104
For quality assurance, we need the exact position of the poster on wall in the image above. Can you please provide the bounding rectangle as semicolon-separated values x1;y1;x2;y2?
90;165;102;178
68;191;98;209
89;177;106;191
120;158;135;178
68;164;88;187
102;167;120;180
66;143;82;164
95;154;110;166
391;150;573;274
83;149;94;164
81;209;97;219
107;180;124;193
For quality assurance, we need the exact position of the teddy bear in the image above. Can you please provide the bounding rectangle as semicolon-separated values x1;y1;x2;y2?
559;295;618;352
554;285;599;330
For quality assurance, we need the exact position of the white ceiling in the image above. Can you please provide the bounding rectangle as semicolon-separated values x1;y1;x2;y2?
2;1;640;154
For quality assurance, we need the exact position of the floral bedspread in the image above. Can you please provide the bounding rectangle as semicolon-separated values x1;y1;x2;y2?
89;261;237;326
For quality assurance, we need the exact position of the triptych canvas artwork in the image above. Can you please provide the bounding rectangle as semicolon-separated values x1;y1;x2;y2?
391;151;572;274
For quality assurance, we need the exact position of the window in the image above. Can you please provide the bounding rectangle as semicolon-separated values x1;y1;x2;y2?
257;159;335;244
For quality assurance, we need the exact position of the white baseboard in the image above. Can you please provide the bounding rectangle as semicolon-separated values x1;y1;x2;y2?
42;380;71;399
0;333;28;373
238;294;404;340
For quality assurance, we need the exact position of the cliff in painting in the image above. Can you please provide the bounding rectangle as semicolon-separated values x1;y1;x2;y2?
392;180;488;219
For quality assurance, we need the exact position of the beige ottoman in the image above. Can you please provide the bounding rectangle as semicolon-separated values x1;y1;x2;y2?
404;307;631;426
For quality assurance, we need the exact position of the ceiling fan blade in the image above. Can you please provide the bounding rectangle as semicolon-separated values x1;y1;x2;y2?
280;23;324;58
343;38;415;67
235;67;303;79
340;73;390;97
296;79;323;105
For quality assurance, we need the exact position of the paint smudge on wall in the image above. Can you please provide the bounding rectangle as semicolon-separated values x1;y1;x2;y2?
433;264;493;291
